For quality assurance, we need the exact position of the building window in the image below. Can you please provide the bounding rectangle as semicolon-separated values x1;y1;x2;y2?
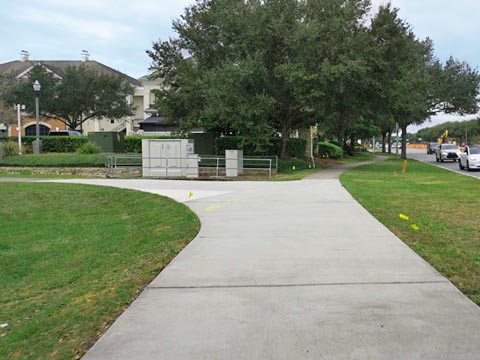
25;124;50;136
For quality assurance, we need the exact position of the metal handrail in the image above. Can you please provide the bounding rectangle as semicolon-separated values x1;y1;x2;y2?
105;154;276;179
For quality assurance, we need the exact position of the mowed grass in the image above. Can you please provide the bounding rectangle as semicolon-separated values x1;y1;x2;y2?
341;159;480;305
0;183;200;359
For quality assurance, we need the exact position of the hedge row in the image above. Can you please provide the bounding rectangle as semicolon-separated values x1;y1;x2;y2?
0;136;177;153
214;137;307;158
317;141;344;159
1;135;308;157
0;136;88;152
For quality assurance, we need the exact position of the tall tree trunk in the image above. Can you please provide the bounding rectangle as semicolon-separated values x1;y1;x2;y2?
387;132;392;154
335;127;345;151
350;134;356;154
381;131;387;153
401;125;408;160
280;124;289;159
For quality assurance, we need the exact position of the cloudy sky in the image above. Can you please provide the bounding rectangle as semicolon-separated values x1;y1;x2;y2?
1;0;478;131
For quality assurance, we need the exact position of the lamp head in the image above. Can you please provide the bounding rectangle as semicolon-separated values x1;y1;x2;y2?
33;80;41;93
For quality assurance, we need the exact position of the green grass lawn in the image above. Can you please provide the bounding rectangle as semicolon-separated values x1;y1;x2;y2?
341;159;480;305
0;183;200;359
341;152;375;163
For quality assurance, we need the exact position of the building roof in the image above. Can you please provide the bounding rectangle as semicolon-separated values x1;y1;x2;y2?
0;60;142;86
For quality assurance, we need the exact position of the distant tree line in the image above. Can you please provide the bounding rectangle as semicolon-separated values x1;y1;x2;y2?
148;0;480;159
412;119;480;144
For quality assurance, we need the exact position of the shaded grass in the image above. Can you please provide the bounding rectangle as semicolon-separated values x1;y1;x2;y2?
0;183;200;359
341;159;480;305
274;168;321;181
342;152;375;163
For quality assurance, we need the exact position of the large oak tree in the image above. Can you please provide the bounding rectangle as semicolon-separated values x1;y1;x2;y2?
148;0;371;157
2;65;135;131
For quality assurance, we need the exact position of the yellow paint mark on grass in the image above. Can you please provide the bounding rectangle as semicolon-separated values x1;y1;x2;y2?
399;214;409;221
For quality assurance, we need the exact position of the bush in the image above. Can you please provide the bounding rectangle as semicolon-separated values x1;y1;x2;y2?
124;136;175;153
278;158;310;173
77;142;101;154
317;142;344;159
2;141;20;157
215;136;305;157
214;137;244;154
0;136;89;152
286;138;307;158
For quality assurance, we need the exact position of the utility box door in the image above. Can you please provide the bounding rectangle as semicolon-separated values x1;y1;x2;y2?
142;139;198;178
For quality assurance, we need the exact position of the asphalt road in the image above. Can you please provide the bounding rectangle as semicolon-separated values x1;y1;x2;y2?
407;148;480;179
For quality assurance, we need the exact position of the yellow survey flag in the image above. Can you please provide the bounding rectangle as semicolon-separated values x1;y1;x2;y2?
402;160;408;173
411;224;419;231
189;191;194;198
399;214;409;221
292;166;296;171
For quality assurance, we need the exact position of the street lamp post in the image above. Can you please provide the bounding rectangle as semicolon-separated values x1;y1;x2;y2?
15;104;26;155
32;80;42;154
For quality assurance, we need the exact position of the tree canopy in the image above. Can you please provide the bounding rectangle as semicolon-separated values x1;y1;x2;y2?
0;74;19;126
148;0;480;158
2;65;135;130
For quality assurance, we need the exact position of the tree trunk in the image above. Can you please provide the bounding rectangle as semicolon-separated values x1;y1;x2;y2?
280;124;289;159
381;131;387;153
387;132;392;154
401;125;408;160
350;134;356;154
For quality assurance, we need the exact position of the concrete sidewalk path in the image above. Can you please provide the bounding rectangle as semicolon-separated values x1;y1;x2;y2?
52;166;479;359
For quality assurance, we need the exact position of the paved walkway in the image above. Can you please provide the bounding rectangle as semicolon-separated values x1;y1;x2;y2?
47;162;479;359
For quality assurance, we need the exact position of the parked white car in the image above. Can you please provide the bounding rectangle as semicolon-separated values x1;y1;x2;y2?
435;144;461;162
459;146;480;171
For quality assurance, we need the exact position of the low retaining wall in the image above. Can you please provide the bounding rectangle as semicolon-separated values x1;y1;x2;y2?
0;167;107;177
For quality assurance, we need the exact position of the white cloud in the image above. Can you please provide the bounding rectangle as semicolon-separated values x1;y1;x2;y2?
19;8;134;42
41;0;194;20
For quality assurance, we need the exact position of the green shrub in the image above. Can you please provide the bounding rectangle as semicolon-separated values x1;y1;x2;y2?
317;142;343;159
214;137;244;154
278;158;310;173
2;141;20;157
215;136;304;157
124;136;175;153
0;136;88;152
286;138;307;158
77;142;101;154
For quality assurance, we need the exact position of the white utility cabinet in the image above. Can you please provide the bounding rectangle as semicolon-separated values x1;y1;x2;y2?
225;150;244;177
142;139;199;178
